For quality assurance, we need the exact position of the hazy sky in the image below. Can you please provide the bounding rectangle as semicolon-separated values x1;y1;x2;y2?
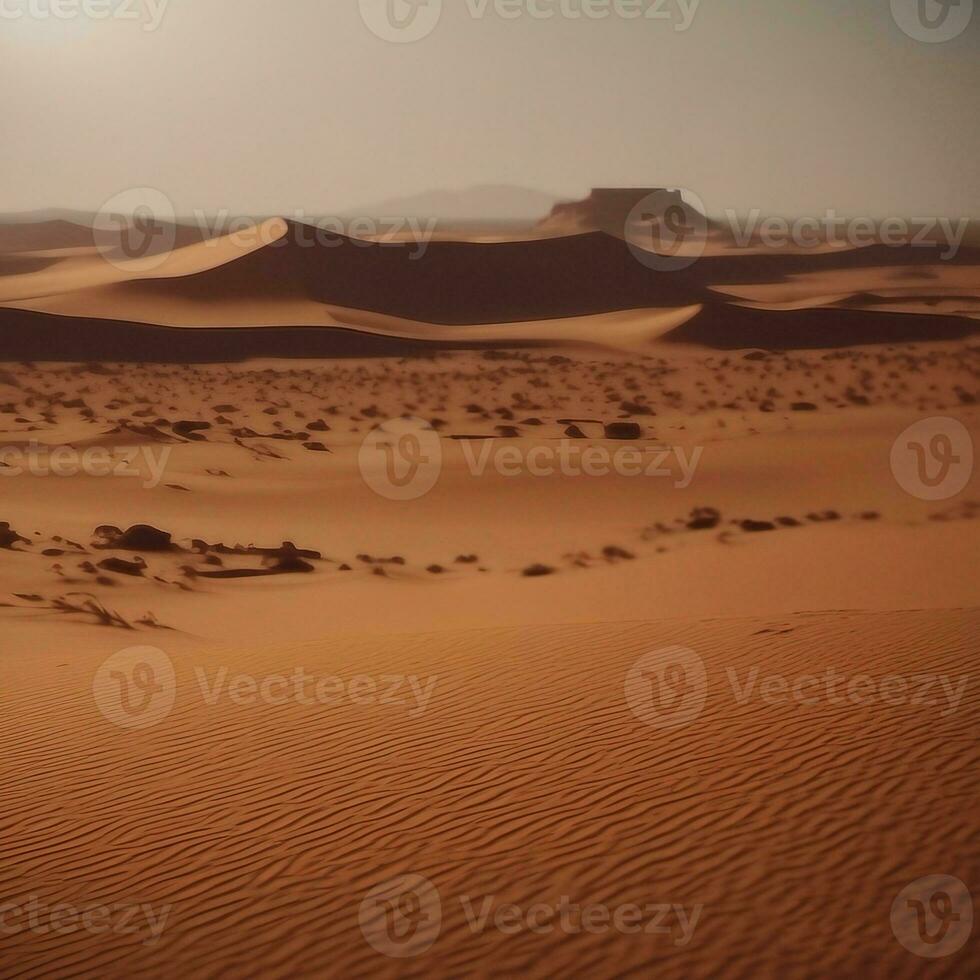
2;0;978;218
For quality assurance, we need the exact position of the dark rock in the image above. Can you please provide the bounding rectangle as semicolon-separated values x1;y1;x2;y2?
99;524;174;552
686;507;721;531
173;420;212;439
604;422;642;440
357;554;403;566
522;564;556;577
740;520;777;533
269;554;315;574
0;522;30;550
272;541;321;560
97;556;147;576
602;546;635;560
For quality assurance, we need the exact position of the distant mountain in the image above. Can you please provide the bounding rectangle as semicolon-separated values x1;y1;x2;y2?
0;208;98;225
344;185;568;223
0;211;214;254
0;217;96;253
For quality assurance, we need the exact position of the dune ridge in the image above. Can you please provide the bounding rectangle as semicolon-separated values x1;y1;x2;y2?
0;215;978;358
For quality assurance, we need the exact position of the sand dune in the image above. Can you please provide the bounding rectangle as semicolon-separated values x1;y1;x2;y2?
710;264;980;306
48;222;704;324
1;299;973;362
1;215;977;359
0;305;703;360
0;218;286;304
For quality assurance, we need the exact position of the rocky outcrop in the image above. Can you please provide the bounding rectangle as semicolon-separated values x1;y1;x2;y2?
536;187;708;239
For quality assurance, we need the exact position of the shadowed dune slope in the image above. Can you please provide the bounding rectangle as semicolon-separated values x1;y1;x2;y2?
1;219;979;357
0;254;60;277
80;223;980;325
88;222;706;323
0;307;475;361
664;302;979;349
0;302;975;362
0;219;96;253
693;242;980;283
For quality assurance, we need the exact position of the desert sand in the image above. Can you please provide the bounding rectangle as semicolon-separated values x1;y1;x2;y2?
0;209;977;978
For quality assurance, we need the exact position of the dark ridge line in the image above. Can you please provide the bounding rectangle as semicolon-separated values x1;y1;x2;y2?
665;303;978;350
0;307;535;364
0;303;975;364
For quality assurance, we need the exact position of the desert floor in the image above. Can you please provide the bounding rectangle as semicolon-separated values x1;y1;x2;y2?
0;341;977;977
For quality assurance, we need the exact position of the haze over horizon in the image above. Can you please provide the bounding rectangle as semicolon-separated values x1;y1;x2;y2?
3;0;978;219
